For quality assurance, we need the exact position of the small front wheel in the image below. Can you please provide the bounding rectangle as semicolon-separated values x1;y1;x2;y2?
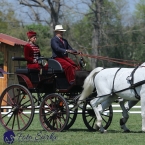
39;93;69;132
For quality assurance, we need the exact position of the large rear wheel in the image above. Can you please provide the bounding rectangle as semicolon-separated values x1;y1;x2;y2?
39;93;69;132
0;84;35;131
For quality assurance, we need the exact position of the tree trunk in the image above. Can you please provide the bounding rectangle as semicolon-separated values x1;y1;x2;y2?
91;0;102;69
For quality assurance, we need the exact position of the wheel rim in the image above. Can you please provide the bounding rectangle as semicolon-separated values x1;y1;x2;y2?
0;84;34;131
39;93;69;132
64;98;78;130
82;101;113;131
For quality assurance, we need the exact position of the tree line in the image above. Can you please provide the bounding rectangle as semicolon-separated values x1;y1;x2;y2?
0;0;145;69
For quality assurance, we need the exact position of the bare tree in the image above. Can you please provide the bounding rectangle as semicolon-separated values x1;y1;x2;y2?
19;0;61;35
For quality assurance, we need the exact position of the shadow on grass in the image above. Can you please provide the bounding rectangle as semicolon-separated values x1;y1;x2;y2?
24;128;96;132
66;129;143;133
107;130;143;133
23;129;144;133
66;128;96;132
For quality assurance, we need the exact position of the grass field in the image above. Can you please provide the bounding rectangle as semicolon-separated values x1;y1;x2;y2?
0;110;144;145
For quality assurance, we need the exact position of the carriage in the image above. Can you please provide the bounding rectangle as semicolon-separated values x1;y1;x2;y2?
0;56;113;132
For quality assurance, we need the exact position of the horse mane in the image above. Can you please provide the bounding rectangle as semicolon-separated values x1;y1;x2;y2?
78;67;104;104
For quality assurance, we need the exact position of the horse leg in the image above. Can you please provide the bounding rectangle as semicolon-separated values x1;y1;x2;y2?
119;100;139;132
90;95;114;133
100;94;118;112
140;97;145;132
97;95;117;133
119;99;130;132
90;99;102;131
124;100;138;111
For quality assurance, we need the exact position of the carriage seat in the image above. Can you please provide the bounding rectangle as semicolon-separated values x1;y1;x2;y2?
48;59;64;73
12;57;64;73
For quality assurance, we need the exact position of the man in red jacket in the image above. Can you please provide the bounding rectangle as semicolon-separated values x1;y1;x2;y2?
24;31;48;70
51;25;80;85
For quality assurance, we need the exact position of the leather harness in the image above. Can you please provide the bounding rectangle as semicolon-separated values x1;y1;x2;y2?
111;66;145;100
95;66;145;100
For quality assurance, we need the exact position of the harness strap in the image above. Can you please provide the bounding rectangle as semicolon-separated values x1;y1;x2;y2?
111;67;141;100
127;66;140;100
112;68;121;93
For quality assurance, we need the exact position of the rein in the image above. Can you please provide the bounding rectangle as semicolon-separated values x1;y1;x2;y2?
72;52;140;67
79;53;139;67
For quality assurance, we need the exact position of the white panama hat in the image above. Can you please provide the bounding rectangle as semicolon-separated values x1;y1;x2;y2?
54;25;66;31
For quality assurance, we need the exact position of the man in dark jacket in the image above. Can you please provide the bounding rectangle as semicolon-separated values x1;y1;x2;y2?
51;25;80;85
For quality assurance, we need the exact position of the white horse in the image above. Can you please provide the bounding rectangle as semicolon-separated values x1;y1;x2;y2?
77;65;145;133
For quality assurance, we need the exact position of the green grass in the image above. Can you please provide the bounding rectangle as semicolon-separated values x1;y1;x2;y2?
0;112;144;145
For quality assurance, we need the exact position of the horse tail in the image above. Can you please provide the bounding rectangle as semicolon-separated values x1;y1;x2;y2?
78;67;103;104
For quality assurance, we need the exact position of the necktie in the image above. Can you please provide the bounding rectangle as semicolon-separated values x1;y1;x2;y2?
60;38;64;44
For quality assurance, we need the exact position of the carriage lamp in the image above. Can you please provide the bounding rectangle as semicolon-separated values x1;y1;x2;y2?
56;89;59;92
38;59;42;65
79;57;86;68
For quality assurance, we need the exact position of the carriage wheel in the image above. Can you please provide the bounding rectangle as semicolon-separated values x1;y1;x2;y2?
82;101;113;131
0;84;35;131
39;93;69;132
64;98;78;130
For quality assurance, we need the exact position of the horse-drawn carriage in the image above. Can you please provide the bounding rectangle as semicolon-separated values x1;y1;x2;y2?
0;56;113;132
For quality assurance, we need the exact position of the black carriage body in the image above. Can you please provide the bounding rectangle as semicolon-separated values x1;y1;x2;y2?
16;68;56;93
13;57;89;94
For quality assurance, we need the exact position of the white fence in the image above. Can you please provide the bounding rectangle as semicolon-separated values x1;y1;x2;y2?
112;105;141;114
0;105;141;115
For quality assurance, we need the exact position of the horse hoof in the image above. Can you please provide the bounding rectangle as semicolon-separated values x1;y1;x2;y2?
100;129;107;133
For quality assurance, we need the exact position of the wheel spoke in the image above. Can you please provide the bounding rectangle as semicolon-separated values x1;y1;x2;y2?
12;114;16;130
5;113;14;126
1;99;12;106
18;113;26;125
6;92;15;106
86;115;95;124
2;111;13;119
102;116;107;123
17;114;20;130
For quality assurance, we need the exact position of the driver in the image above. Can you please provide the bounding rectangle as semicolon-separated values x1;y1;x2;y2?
24;30;48;70
51;25;80;85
